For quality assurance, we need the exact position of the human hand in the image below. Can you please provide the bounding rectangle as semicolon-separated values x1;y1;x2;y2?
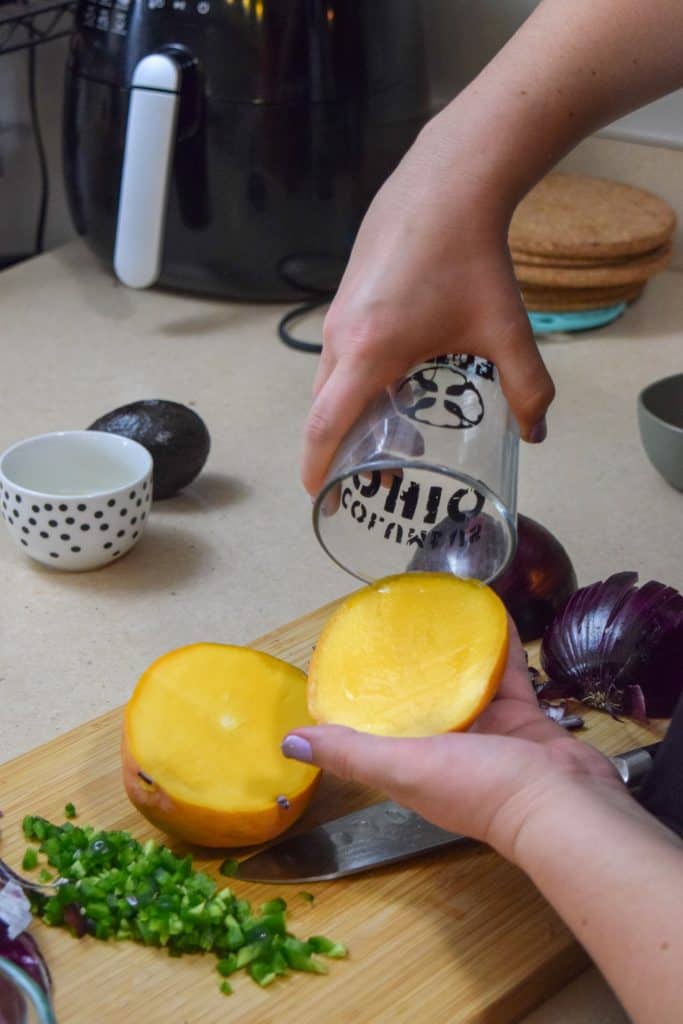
282;621;624;865
301;120;555;497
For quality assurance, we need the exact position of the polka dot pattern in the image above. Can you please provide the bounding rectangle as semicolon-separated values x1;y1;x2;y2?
0;474;153;570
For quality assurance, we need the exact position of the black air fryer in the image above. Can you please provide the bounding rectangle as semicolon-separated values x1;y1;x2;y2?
63;0;431;300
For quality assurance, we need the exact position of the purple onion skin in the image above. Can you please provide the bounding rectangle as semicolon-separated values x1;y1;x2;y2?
540;572;683;719
491;514;578;643
0;922;52;996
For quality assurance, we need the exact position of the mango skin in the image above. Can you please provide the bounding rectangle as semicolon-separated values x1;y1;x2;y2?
121;737;320;848
121;642;321;848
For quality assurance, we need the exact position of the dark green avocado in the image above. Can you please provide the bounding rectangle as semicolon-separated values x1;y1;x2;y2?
88;400;211;500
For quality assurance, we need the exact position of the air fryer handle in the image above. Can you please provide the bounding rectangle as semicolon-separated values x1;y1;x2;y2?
113;54;181;289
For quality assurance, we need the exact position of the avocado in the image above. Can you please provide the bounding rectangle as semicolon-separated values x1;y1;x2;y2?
88;400;211;500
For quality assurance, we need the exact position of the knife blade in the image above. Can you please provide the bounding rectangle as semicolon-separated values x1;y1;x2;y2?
237;741;661;883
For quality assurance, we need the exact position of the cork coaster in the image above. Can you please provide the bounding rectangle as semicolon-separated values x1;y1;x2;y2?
510;242;670;269
522;283;644;312
514;242;672;287
509;173;676;259
522;281;641;302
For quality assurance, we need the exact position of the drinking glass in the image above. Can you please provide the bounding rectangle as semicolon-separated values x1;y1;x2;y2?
0;958;55;1024
313;354;519;584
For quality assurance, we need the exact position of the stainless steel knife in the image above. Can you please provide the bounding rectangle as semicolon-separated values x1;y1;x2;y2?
237;741;661;883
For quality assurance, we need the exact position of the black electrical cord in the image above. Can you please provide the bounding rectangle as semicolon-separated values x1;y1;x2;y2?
27;44;49;254
274;296;333;356
277;298;330;354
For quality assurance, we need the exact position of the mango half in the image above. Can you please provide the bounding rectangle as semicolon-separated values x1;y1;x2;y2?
308;573;508;737
122;644;320;847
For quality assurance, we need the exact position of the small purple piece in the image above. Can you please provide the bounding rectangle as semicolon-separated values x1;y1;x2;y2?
63;902;87;938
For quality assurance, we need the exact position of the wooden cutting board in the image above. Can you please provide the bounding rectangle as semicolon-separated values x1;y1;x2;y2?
0;599;666;1024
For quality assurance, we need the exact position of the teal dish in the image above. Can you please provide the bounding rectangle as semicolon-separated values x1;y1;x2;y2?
528;304;627;335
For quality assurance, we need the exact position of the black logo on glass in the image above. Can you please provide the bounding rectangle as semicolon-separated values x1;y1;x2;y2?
336;356;496;556
396;364;485;430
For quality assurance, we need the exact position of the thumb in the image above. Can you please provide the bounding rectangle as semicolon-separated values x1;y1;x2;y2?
283;725;434;796
498;325;555;443
281;725;517;842
483;286;555;443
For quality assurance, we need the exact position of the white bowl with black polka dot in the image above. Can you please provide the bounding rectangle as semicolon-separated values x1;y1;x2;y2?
0;431;153;571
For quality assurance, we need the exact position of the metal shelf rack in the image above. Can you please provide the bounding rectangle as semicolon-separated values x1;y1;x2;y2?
0;0;76;56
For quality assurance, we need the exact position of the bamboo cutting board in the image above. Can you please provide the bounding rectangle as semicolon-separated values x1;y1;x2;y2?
0;599;666;1024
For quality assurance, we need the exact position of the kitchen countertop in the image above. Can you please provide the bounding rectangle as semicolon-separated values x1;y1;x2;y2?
1;239;681;1023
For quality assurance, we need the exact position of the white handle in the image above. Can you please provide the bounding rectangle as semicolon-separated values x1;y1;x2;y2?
113;54;181;289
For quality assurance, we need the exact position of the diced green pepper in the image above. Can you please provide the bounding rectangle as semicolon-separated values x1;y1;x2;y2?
217;954;238;977
236;940;272;969
307;936;348;958
222;915;244;951
249;960;277;987
282;936;328;974
64;803;77;819
271;950;289;977
218;858;239;877
260;897;287;914
244;913;286;942
17;813;347;998
22;847;38;871
234;899;251;922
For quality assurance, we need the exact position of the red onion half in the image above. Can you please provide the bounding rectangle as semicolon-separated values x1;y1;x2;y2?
0;927;52;996
407;512;577;641
491;514;578;642
539;571;683;719
0;877;52;999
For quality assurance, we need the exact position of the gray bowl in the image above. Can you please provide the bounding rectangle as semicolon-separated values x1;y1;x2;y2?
637;373;683;491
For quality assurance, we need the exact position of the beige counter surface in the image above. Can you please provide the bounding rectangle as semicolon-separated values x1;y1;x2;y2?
1;240;682;1022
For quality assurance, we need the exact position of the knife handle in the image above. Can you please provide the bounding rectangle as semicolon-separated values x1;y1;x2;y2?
609;742;660;790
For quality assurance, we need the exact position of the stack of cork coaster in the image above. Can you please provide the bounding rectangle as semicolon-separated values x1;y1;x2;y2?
509;173;676;314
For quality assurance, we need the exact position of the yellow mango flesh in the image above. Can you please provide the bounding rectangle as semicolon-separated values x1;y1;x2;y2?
308;573;508;737
123;644;320;846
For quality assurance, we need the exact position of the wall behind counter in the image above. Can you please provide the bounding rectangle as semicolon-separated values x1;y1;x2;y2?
1;2;681;272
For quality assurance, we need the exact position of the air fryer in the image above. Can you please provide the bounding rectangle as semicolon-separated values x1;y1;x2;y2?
63;0;432;301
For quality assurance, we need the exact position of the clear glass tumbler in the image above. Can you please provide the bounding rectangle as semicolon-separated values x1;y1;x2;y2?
313;354;519;584
0;957;55;1024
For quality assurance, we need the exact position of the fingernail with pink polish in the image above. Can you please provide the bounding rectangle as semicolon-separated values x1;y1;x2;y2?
281;735;313;763
529;417;547;444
